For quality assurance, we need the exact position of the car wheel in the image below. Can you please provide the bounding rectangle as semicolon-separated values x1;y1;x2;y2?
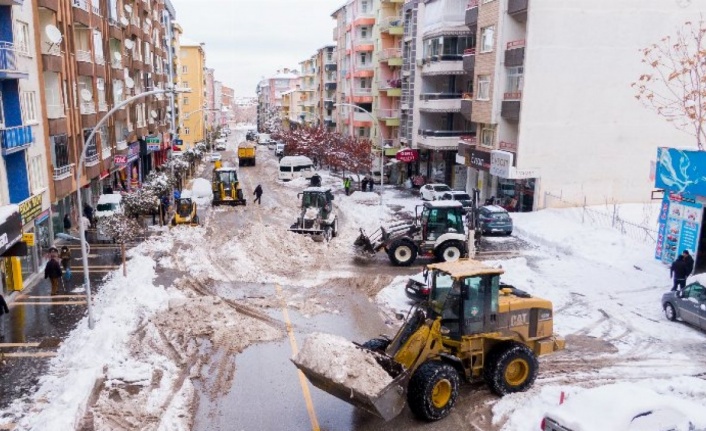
407;361;460;421
387;240;418;266
505;230;513;236
664;302;677;321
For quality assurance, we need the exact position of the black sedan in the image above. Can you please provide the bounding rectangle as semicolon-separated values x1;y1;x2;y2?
662;280;706;331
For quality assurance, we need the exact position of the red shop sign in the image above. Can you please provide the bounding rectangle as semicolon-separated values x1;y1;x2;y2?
396;149;418;163
114;155;127;165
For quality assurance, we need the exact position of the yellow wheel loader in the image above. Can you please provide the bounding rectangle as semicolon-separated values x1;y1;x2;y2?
212;167;246;206
171;197;199;226
292;259;565;422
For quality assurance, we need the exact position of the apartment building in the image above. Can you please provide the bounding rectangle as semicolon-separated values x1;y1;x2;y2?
318;45;336;131
221;84;234;124
170;20;183;138
256;69;300;133
178;39;205;147
0;0;52;289
294;56;316;128
204;67;215;132
456;0;703;212
332;0;376;141
213;80;224;127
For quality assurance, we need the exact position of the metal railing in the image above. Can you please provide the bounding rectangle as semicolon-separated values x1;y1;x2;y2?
53;164;73;180
76;50;92;62
43;44;61;56
116;139;128;150
507;39;526;50
0;42;23;74
73;0;89;11
380;48;402;61
101;146;112;160
85;153;99;166
376;109;401;119
0;125;34;151
379;16;403;31
503;91;523;100
91;1;101;15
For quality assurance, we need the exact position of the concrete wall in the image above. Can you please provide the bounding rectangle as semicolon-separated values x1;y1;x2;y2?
519;0;705;207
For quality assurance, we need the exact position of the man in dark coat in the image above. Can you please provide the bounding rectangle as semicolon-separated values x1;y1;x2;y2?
44;247;63;295
83;204;94;227
63;214;72;231
670;255;689;291
682;250;695;276
253;185;263;205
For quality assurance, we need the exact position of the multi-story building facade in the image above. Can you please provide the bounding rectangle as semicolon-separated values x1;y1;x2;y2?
170;21;183;138
221;84;234;124
204;67;215;132
178;39;205;147
213;80;224;127
256;69;300;133
294;56;316;128
318;45;336;131
1;0;51;289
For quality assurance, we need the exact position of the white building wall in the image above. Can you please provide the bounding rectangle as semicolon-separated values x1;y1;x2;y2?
519;0;703;207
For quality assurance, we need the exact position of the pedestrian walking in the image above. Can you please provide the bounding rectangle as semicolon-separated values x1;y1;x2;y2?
344;177;351;196
80;215;91;242
160;195;170;225
253;184;263;205
0;292;9;338
83;203;95;227
682;250;695;276
361;176;368;192
63;213;72;231
44;247;63;295
368;175;374;192
670;255;689;291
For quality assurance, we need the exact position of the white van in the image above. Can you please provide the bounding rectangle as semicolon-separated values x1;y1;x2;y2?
275;142;285;157
257;133;271;145
95;193;123;218
279;156;316;181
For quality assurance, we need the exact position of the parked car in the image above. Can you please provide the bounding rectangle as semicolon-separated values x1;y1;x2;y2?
662;278;706;331
440;191;474;214
275;142;285;157
419;183;452;201
209;152;222;162
215;139;227;151
95;193;123;219
478;205;513;235
541;383;699;431
246;130;257;141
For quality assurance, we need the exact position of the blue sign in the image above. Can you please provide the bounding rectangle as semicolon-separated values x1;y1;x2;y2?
655;192;703;264
655;147;706;196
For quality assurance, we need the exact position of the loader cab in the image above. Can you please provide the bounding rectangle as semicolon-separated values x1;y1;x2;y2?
417;202;466;241
299;187;334;218
426;261;502;339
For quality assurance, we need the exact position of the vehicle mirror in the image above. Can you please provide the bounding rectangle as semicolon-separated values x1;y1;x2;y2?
395;312;405;321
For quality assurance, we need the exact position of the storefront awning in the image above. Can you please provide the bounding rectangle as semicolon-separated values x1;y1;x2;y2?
0;206;27;257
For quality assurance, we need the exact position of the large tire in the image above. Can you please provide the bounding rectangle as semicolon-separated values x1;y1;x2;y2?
664;302;677;321
361;338;390;353
387;240;418;266
484;343;539;396
193;215;199;225
407;361;460;421
323;226;332;242
436;241;465;263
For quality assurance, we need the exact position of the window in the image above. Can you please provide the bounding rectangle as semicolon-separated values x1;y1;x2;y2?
361;27;368;39
361;0;370;13
20;91;38;124
183;97;189;105
182;81;188;89
506;66;524;94
15;21;31;55
29;156;46;193
184;127;190;135
480;26;495;53
182;65;188;73
51;134;70;168
477;75;490;100
360;52;368;65
480;124;496;148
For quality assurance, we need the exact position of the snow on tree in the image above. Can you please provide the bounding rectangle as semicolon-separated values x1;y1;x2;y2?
263;105;282;133
633;19;706;150
122;188;159;218
97;213;142;276
143;171;174;197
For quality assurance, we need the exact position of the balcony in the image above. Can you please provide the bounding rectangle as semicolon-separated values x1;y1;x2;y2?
111;55;122;69
376;109;401;127
72;0;87;10
379;48;403;67
324;62;337;72
85;153;99;167
324;99;334;110
1;125;34;155
353;38;374;51
418;93;462;112
53;164;73;181
508;0;528;22
37;0;59;11
353;111;374;125
95;53;105;65
466;0;478;29
417;129;471;150
72;0;90;25
0;42;29;80
421;56;464;76
379;16;403;35
463;48;475;73
505;40;525;67
378;78;402;97
461;93;473;121
116;139;128;150
501;92;522;122
98;101;108;112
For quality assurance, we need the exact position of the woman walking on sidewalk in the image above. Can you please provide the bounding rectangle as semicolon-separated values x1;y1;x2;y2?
44;247;63;296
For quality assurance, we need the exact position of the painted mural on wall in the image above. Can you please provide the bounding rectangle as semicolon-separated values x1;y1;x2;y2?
655;192;703;264
655;147;706;197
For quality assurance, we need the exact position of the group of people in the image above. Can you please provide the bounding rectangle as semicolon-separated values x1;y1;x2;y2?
341;176;375;196
670;250;695;291
44;246;72;295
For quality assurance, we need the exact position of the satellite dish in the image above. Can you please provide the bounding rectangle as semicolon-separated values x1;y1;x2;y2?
125;77;135;89
80;89;92;102
113;51;122;61
119;17;129;27
124;39;134;50
150;110;158;119
96;80;105;91
45;25;63;44
124;4;132;14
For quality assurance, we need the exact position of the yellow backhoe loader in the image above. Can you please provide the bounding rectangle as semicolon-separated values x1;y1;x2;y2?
211;167;246;206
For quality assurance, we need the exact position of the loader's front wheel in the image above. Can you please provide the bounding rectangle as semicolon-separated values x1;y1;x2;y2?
388;240;417;266
408;361;459;421
484;343;538;396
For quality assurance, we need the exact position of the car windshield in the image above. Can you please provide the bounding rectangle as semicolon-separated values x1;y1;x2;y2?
96;203;116;212
177;200;192;217
434;185;451;192
216;171;238;183
302;192;326;208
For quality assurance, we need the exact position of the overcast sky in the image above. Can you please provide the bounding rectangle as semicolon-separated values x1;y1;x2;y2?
170;0;338;97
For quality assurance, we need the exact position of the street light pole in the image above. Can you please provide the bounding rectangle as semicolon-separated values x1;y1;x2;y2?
334;103;384;205
75;87;189;329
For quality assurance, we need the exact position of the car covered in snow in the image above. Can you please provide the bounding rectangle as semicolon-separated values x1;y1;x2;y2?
478;205;513;235
541;383;701;431
95;193;123;219
439;190;474;214
419;183;452;201
662;276;706;331
215;138;227;151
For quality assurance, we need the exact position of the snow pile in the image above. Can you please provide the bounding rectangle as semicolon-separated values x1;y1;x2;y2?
294;333;393;398
191;178;213;206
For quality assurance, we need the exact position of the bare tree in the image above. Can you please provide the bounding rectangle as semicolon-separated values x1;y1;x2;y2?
633;19;706;150
97;214;142;276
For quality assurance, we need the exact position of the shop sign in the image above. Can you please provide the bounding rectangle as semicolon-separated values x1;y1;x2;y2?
655;192;703;264
655;147;706;196
509;168;538;179
114;155;127;165
490;150;514;178
18;194;43;225
396;149;418;163
127;143;140;161
36;209;50;224
469;148;491;171
499;141;517;152
146;136;161;152
0;209;22;256
22;233;35;247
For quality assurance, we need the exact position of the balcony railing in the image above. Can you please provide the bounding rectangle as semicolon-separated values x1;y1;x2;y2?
43;44;61;56
355;62;374;70
53;164;73;181
91;1;101;15
503;91;522;100
85;153;99;166
80;102;96;115
420;93;462;101
95;54;105;65
379;77;402;90
102;146;112;160
0;42;27;77
98;101;108;111
380;48;402;62
73;0;88;10
0;125;34;154
379;16;403;32
353;87;372;96
377;109;401;119
116;139;128;150
418;129;473;137
111;56;122;69
353;38;374;47
76;50;92;63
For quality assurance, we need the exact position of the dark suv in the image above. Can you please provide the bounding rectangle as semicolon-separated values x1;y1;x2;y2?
440;191;473;214
478;205;513;235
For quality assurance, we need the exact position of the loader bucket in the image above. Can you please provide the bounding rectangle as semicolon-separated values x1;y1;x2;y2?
288;227;326;242
291;358;410;422
353;229;376;255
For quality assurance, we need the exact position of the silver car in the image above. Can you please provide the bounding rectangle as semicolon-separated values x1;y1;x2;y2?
662;281;706;331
